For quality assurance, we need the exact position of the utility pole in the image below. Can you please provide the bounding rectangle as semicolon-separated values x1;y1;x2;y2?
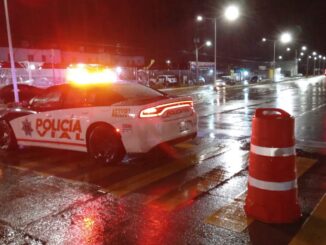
4;0;19;102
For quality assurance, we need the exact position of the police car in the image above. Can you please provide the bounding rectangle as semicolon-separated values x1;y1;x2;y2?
0;79;197;164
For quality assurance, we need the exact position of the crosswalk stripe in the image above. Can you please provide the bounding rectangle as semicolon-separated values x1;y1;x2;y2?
102;144;227;197
71;165;121;183
149;168;231;211
289;194;326;245
103;155;198;196
206;157;317;232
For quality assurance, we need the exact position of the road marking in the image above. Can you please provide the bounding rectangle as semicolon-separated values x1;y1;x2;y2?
103;145;227;196
149;168;231;211
206;191;253;232
103;156;198;196
206;157;317;232
72;165;121;183
289;194;326;245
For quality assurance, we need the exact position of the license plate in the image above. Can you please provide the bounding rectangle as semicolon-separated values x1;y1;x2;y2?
179;120;192;132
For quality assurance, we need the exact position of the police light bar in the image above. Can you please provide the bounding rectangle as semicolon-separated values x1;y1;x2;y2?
66;64;118;85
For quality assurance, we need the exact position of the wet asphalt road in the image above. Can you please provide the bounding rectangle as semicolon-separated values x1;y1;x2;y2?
0;76;325;244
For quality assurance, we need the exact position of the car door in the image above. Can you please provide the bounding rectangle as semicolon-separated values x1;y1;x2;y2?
11;86;65;148
47;86;91;152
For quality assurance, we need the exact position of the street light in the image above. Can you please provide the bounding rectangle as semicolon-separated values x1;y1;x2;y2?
196;4;240;82
262;32;292;81
313;57;317;75
166;59;171;70
302;46;307;51
224;5;240;21
278;56;283;60
318;55;322;74
195;40;212;81
196;15;203;22
306;56;312;76
280;32;292;44
286;47;291;52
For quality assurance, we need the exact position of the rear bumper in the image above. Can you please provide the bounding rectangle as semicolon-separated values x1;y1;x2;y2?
121;114;197;153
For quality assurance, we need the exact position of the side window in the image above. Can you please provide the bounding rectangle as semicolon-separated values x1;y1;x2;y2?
31;89;62;109
89;88;124;106
63;88;89;108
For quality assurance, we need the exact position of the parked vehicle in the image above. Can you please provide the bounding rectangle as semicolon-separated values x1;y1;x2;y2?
0;81;197;164
213;77;236;90
151;75;178;88
249;75;262;83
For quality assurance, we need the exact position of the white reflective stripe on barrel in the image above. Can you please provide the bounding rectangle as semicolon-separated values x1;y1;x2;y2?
248;176;297;191
251;144;295;157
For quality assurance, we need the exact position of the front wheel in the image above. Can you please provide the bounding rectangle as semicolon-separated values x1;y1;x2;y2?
0;120;17;151
87;125;125;164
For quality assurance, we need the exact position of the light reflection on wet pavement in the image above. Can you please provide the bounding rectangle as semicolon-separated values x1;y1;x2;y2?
0;77;325;244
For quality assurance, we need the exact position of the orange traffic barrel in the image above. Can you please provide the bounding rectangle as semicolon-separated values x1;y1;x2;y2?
245;108;301;223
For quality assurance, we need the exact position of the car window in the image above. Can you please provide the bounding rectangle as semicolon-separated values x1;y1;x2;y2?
87;87;125;106
30;87;63;109
63;88;90;108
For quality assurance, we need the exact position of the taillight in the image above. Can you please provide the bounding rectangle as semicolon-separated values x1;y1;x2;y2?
139;100;193;118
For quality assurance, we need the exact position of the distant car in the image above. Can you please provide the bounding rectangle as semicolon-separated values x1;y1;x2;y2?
249;75;262;83
214;78;236;90
154;75;178;87
0;81;197;164
196;76;206;85
214;79;226;87
0;84;44;104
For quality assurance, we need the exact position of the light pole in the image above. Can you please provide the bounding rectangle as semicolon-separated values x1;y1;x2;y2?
318;55;322;75
195;40;212;81
262;32;292;81
196;4;240;82
4;0;19;102
166;59;171;70
313;57;317;75
306;56;311;76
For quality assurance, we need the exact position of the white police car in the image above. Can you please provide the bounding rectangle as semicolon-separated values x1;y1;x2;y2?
0;81;197;163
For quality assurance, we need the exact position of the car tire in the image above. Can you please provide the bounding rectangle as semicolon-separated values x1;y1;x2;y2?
0;120;17;151
87;125;125;164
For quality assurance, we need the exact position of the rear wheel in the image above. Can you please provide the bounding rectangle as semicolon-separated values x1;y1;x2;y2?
0;120;17;151
87;125;125;164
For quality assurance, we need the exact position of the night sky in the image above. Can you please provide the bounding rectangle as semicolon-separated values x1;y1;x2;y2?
1;0;326;66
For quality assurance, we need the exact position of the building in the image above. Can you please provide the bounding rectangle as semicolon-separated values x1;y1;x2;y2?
0;47;144;67
0;47;145;86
